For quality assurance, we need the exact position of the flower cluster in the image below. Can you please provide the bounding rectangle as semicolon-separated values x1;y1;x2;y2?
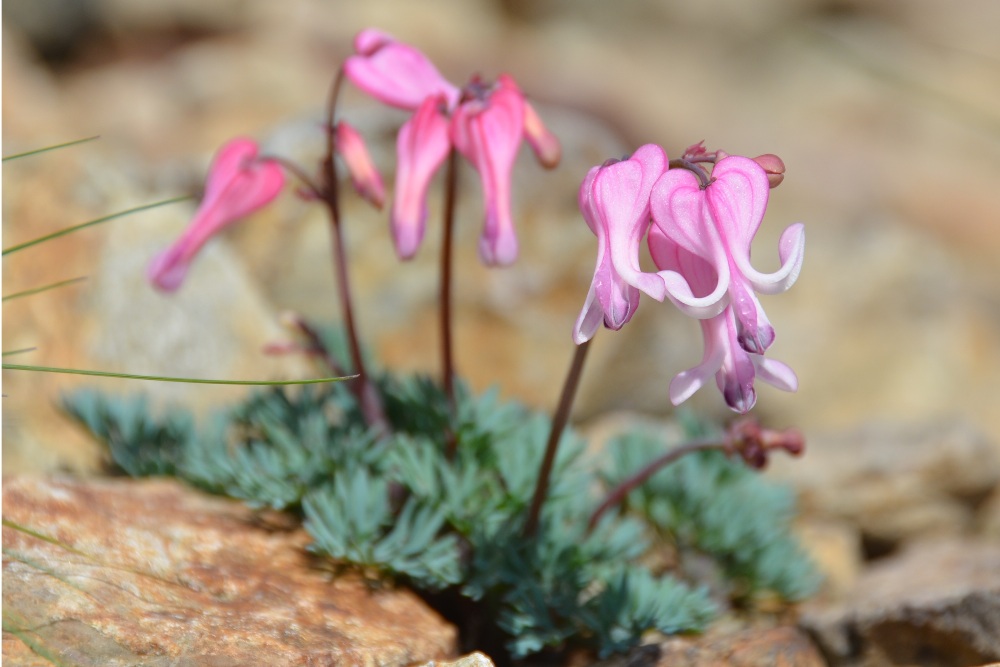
345;28;559;265
574;144;805;413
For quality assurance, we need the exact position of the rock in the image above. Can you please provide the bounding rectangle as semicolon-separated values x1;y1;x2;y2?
416;652;495;667
767;419;1000;550
2;476;456;666
801;538;1000;666
599;626;825;667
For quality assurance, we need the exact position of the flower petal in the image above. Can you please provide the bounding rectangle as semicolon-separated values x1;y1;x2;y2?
572;283;603;344
670;317;725;406
451;79;525;266
148;138;284;292
648;169;731;319
706;156;804;294
390;95;451;259
345;31;459;111
753;356;798;392
522;98;561;169
335;121;385;209
594;144;667;300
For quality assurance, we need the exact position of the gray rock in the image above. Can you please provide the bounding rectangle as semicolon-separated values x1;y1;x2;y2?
801;538;1000;666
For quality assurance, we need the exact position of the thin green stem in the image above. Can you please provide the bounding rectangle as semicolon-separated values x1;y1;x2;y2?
3;196;190;255
3;135;100;162
2;348;37;357
2;363;353;385
3;276;87;302
587;437;726;532
523;339;592;538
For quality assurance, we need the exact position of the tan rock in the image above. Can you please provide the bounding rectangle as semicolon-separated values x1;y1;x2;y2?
2;476;456;666
767;419;1000;548
599;626;825;667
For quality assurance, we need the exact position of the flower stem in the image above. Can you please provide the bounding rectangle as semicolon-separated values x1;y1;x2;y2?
320;68;388;434
440;149;459;411
523;339;592;538
587;437;726;532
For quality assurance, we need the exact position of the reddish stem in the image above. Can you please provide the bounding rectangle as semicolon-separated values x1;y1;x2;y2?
587;437;727;532
523;339;592;538
319;68;388;434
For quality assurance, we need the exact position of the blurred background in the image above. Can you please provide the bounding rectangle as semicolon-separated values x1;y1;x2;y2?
4;0;999;482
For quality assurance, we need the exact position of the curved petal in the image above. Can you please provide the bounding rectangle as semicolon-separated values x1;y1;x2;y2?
705;155;770;251
647;224;730;319
706;157;804;295
572;283;603;345
451;82;525;266
390;95;451;259
345;34;459;111
717;317;759;414
738;222;805;295
594;145;667;300
729;278;775;353
753;356;798;392
670;318;725;406
578;165;601;235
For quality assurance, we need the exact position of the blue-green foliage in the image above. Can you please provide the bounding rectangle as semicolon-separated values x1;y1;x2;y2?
62;388;193;477
62;373;816;659
603;430;821;601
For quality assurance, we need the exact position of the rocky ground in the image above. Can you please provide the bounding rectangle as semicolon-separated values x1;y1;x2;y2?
4;0;1000;665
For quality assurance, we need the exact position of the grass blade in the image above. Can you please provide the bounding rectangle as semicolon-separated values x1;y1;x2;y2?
2;135;100;162
2;363;356;386
2;348;37;357
3;196;190;256
3;277;87;302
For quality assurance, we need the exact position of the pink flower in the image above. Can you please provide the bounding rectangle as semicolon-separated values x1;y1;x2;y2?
650;155;805;354
648;224;798;413
148;138;284;292
335;121;386;209
344;29;560;265
572;144;667;343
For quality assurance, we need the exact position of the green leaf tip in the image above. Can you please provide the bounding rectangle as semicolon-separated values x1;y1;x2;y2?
3;363;355;386
3;196;191;256
2;135;100;162
3;276;88;302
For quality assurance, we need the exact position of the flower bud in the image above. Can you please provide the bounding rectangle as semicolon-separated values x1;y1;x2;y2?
752;154;785;188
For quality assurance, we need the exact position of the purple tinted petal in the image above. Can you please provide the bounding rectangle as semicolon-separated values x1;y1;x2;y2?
753;356;798;392
670;317;726;406
390;95;451;259
716;313;759;414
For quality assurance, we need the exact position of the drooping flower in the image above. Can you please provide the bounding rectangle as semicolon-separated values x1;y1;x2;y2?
335;121;386;209
648;224;798;413
572;144;667;343
650;155;805;354
344;28;560;265
148;138;284;292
